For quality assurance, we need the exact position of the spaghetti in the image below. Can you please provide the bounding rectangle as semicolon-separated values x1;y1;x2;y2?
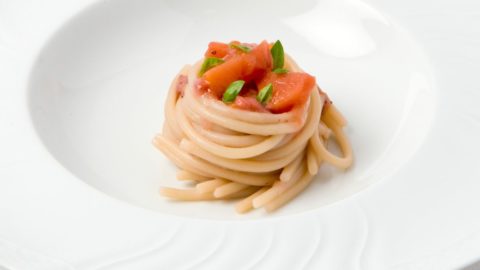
153;40;353;213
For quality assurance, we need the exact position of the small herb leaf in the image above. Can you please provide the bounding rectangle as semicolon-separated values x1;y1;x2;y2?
270;40;284;70
273;68;288;74
198;57;224;76
222;80;245;103
230;43;251;53
256;83;273;105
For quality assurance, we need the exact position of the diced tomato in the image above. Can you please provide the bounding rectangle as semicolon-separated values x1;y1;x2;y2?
240;41;272;82
247;41;272;80
203;55;246;97
258;72;316;113
231;96;267;112
202;41;273;98
204;42;229;58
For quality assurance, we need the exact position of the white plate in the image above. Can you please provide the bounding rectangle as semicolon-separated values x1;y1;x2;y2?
1;0;479;269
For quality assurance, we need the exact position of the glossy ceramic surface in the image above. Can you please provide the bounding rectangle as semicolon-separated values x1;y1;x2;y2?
1;0;480;269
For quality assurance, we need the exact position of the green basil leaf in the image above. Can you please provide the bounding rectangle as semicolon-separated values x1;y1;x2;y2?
273;68;288;74
256;83;273;105
222;80;245;103
270;40;284;70
198;57;225;76
230;43;251;53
